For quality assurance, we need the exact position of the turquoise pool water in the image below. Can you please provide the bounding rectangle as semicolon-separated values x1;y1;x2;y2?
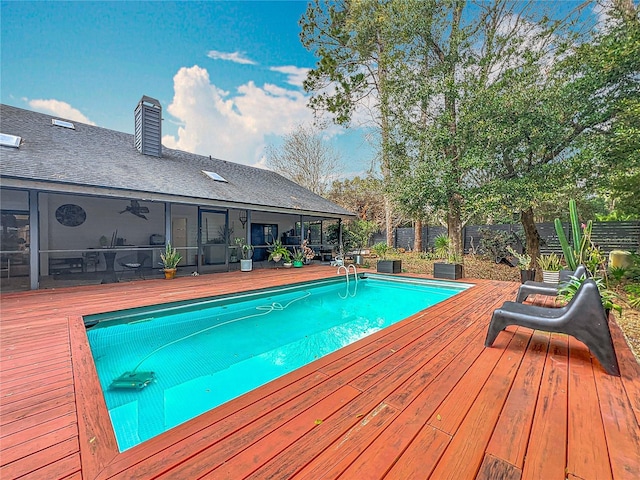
85;274;470;451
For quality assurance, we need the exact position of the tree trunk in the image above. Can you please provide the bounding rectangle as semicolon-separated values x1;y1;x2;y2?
414;219;423;252
448;195;464;260
377;31;395;251
521;206;541;278
385;196;394;247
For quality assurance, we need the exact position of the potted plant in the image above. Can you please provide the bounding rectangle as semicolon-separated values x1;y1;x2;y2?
538;253;563;284
301;239;316;264
507;246;535;283
433;235;464;280
433;234;450;259
235;237;254;272
558;274;622;316
160;242;182;279
267;240;290;263
291;249;305;267
347;219;377;265
372;242;401;274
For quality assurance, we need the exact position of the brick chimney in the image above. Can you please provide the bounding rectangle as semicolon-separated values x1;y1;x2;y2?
134;95;162;157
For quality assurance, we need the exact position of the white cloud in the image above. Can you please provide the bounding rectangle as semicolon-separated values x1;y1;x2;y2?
270;65;310;87
593;0;619;32
27;99;96;125
162;65;314;166
206;50;256;65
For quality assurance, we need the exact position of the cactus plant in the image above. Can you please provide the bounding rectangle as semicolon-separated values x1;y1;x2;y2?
554;199;593;271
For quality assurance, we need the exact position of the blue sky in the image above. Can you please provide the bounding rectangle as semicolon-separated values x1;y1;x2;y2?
1;0;375;176
0;1;613;177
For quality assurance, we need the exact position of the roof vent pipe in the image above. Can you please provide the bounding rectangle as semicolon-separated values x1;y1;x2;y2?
134;95;162;157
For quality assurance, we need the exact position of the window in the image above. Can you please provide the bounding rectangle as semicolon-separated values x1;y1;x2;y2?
0;133;21;148
202;170;228;183
52;119;75;129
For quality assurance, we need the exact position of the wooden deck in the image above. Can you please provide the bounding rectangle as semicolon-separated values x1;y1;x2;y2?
1;266;638;479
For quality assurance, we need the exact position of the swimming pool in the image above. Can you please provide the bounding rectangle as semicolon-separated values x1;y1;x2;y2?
85;274;471;451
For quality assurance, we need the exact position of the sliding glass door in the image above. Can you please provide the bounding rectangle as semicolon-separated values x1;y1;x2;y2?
199;210;228;272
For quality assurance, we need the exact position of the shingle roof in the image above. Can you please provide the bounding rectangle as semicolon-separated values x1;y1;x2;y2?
0;104;353;217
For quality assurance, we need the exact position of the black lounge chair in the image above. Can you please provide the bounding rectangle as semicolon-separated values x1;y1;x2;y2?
485;278;620;376
515;265;588;303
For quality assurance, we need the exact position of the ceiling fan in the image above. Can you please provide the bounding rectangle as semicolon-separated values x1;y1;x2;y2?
119;200;149;220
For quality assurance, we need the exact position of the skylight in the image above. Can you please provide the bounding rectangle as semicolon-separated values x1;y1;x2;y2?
0;133;21;148
52;118;75;129
202;170;228;183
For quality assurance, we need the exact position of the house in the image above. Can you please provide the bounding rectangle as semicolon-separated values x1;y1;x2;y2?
0;98;353;290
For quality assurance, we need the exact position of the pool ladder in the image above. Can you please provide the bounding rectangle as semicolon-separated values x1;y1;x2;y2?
337;264;358;298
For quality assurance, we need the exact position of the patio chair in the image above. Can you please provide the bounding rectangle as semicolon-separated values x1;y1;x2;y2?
485;278;620;376
515;265;588;303
118;253;150;280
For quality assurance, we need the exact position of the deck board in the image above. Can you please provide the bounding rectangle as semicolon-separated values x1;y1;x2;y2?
521;333;570;480
0;266;638;480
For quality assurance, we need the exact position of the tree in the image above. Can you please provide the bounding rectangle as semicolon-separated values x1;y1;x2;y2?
326;175;386;224
386;1;555;258
386;0;639;262
300;0;397;245
265;124;340;196
467;0;640;263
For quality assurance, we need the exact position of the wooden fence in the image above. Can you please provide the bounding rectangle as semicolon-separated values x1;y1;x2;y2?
373;221;640;255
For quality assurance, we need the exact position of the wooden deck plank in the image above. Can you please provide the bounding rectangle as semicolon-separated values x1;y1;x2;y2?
521;333;569;480
383;426;451;480
0;423;78;467
0;403;76;438
0;358;72;385
336;329;490;480
0;387;75;424
485;330;550;468
0;437;79;479
196;385;363;479
289;321;496;479
476;453;522;480
17;453;81;480
424;327;531;480
382;327;511;480
69;315;119;480
1;370;73;401
567;335;613;480
0;269;637;480
593;355;640;479
609;321;640;426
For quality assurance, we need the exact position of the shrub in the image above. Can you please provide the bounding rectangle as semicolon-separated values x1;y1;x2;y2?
538;253;563;271
479;228;513;262
433;234;450;259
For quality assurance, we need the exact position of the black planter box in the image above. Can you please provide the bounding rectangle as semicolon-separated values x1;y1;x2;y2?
433;262;463;280
520;269;536;284
377;259;402;274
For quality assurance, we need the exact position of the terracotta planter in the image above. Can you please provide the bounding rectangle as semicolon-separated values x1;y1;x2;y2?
163;268;177;279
